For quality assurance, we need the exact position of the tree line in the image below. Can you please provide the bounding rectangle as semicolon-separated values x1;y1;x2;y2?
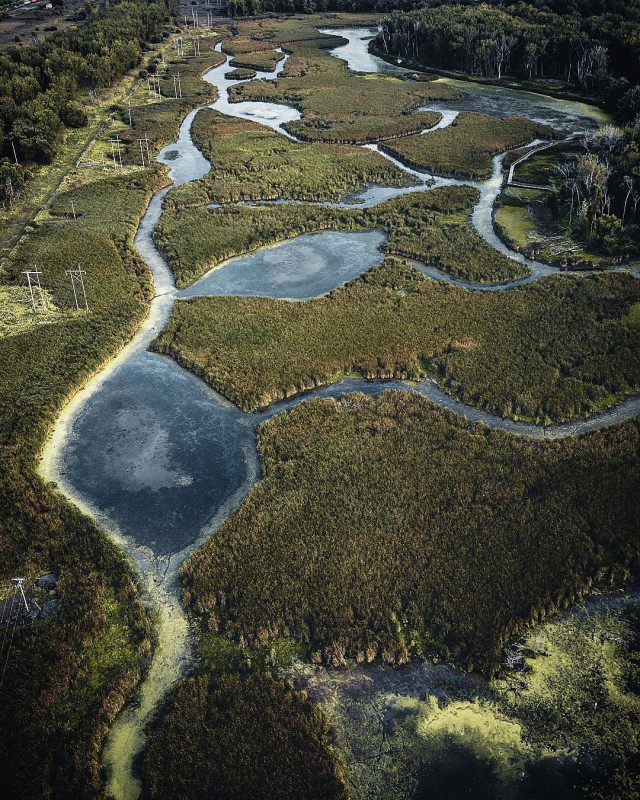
552;126;640;253
377;2;640;109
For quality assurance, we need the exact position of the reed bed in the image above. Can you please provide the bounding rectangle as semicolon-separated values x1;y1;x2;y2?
181;390;640;675
382;113;559;180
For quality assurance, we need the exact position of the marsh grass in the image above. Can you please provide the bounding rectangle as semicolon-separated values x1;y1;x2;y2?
163;109;417;209
228;38;461;143
156;186;527;287
181;390;640;675
141;671;349;800
0;286;61;338
382;112;559;179
154;260;640;421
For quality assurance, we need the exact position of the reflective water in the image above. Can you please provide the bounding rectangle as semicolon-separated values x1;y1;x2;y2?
181;230;387;299
59;352;252;556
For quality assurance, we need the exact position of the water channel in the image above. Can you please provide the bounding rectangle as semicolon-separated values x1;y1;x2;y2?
39;27;640;800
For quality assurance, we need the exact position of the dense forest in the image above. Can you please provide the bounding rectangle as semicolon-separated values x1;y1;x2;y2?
551;126;640;253
0;0;175;199
376;1;640;110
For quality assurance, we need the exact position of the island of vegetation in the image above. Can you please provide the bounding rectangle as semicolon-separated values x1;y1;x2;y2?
155;188;527;287
380;112;559;180
179;390;640;675
163;110;419;208
153;259;640;420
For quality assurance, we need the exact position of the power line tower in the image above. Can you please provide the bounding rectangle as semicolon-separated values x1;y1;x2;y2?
11;579;32;615
109;135;123;168
173;72;183;99
22;268;45;314
175;37;184;58
137;135;152;168
148;75;161;99
65;268;89;311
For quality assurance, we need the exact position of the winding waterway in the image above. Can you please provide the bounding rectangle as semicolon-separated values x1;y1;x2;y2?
39;27;640;800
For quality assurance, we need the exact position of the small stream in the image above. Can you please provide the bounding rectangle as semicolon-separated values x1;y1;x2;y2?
39;27;640;800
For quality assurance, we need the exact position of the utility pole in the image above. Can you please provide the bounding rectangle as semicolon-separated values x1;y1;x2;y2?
70;200;77;220
137;135;152;167
173;72;183;99
193;36;201;57
10;579;34;615
22;268;45;314
65;268;89;311
109;135;123;168
127;98;133;126
11;139;18;165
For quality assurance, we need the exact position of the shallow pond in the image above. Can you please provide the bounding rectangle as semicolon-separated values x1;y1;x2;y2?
57;350;252;556
180;229;387;299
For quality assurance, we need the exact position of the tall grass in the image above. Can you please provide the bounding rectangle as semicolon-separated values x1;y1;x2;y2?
156;187;526;287
163;110;417;209
181;390;640;675
381;112;560;179
229;39;462;143
141;672;348;800
153;261;640;422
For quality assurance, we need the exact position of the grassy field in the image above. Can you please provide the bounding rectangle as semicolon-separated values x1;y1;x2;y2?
141;671;349;800
381;113;558;179
221;33;284;73
163;110;417;209
180;390;640;676
156;187;526;287
153;259;640;421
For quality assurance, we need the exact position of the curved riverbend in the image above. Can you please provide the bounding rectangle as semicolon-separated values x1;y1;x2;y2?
39;28;640;800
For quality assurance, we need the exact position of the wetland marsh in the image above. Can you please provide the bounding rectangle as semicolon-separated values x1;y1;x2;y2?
24;17;640;800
